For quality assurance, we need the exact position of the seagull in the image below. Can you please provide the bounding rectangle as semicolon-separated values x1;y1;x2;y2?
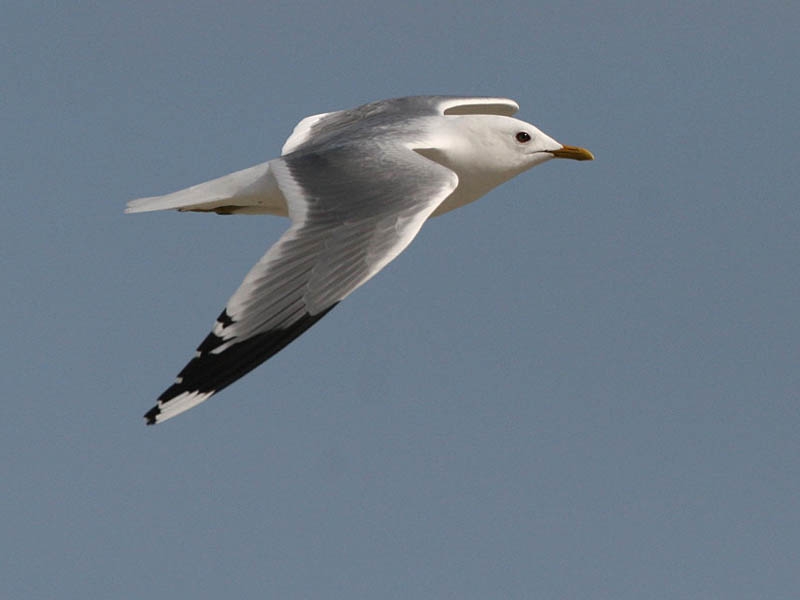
127;96;593;424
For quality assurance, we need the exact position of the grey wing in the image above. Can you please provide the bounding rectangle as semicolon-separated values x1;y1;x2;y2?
144;144;458;424
282;96;519;155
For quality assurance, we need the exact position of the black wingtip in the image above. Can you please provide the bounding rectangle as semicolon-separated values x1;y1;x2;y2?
140;304;340;426
144;406;160;426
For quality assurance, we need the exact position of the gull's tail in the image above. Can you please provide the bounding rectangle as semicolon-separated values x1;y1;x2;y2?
125;161;288;216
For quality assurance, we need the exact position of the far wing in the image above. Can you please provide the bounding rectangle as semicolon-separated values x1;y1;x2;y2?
281;96;519;155
144;144;458;424
436;96;519;116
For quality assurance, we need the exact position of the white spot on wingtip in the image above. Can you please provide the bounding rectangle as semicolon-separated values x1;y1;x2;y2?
153;391;214;424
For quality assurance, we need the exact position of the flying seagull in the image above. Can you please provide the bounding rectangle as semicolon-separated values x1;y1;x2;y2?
127;96;593;424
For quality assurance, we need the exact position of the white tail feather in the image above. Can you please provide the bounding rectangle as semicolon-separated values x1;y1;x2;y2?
125;161;288;216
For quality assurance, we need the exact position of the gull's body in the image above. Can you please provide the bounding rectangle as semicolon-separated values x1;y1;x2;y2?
127;96;592;424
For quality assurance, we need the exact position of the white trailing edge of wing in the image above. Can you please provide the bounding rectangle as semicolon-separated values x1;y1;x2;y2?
124;161;288;216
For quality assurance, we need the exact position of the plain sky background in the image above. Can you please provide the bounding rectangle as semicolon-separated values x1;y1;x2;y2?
2;2;798;598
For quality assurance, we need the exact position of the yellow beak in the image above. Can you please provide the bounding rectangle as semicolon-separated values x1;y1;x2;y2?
550;145;594;161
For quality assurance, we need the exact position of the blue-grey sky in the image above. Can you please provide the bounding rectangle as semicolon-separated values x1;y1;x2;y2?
3;2;798;598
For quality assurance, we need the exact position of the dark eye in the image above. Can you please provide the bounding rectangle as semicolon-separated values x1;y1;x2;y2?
515;131;531;143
